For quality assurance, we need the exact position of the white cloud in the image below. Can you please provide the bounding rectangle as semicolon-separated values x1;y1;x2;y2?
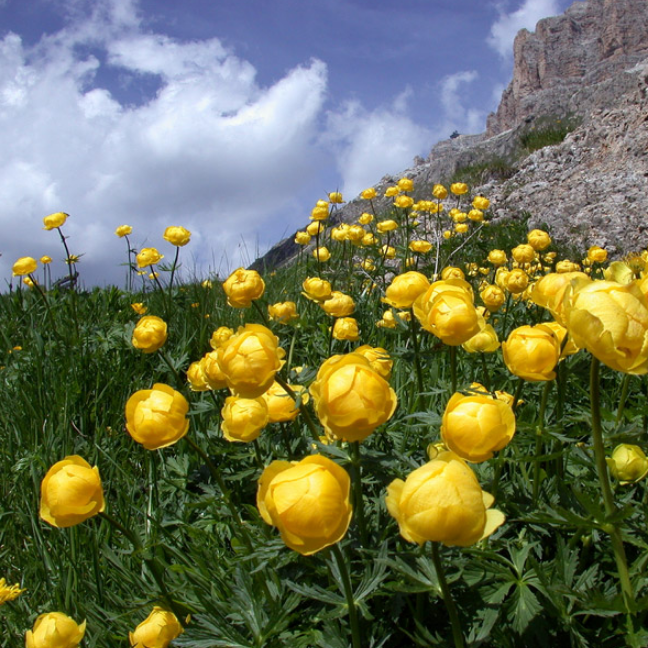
323;91;432;198
436;71;486;136
487;0;561;58
0;1;329;286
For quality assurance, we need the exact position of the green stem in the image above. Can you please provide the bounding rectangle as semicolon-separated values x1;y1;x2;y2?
430;542;465;648
449;346;458;394
274;373;320;442
616;373;631;426
159;350;183;390
350;442;368;547
532;380;552;505
331;544;362;648
408;308;425;410
168;246;181;295
589;358;635;612
56;226;77;290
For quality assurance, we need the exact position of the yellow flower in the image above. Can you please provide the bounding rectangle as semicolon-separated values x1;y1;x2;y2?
377;309;397;329
361;259;375;271
530;271;590;325
381;245;396;259
504;268;529;294
564;280;648;374
383;271;431;309
468;209;484;222
394;195;414;209
587;245;608;264
376;219;399;233
409;240;432;254
462;324;500;353
441;266;465;281
307;221;326;235
313;246;331;262
40;456;105;528
603;261;635;285
25;612;86;648
487;249;507;266
125;383;190;449
131;315;167;354
131;303;148;315
511;244;536;264
556;259;580;273
527;229;552;251
384;186;400;197
257;455;352;555
163;225;191;247
115;225;133;238
502;324;561;381
450;182;469;195
309;353;397;442
329;192;344;203
129;606;184;648
454;223;469;234
441;389;516;462
262;381;306;423
397;177;414;192
294;231;311;245
40;255;52;265
606;444;648;484
136;247;164;268
200;351;229;390
221;395;269;442
222;267;265;308
217;324;285;398
480;284;506;312
43;212;68;230
332;316;360;341
321;291;355;317
0;578;25;605
302;276;332;302
361;188;377;200
12;256;37;276
358;212;373;224
268;301;299;324
432;184;448;199
386;451;505;546
354;345;393;379
186;360;210;392
472;196;490;210
209;326;234;349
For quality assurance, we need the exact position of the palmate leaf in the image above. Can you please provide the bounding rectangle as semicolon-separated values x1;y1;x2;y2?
510;583;543;635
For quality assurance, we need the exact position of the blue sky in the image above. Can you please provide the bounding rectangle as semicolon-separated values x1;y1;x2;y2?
0;0;572;287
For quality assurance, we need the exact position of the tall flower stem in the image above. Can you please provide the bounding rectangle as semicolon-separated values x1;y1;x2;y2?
350;442;368;547
615;373;632;426
56;227;77;290
430;542;465;648
168;246;181;296
532;380;552;505
408;309;425;411
589;358;635;613
331;544;362;648
449;346;458;394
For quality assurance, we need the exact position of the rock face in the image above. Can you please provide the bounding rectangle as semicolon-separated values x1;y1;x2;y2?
253;0;648;271
486;0;648;136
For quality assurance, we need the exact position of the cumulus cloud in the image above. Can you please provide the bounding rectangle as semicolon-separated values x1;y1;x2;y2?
487;0;561;58
323;89;432;198
0;0;328;286
438;70;486;136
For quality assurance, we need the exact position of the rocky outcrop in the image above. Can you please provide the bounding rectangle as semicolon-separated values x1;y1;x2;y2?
486;0;648;135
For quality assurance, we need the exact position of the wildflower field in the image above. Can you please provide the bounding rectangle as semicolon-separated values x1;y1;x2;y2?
3;181;648;647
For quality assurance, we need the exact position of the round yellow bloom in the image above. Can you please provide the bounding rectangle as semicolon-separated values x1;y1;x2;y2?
587;245;608;264
530;271;589;325
347;224;366;244
361;188;377;200
603;261;635;285
40;255;52;265
199;351;228;390
186;360;210;392
381;245;396;259
132;316;167;354
362;232;377;246
26;612;86;648
606;444;648;484
40;456;105;528
307;221;326;235
384;186;400;197
12;256;37;276
487;249;507;266
43;212;68;230
321;291;355;317
462;324;500;353
468;209;484;222
511;244;536;264
564;280;648;374
409;240;432;254
527;229;552;251
394;195;414;209
504;268;529;294
210;326;234;349
129;606;184;648
302;276;332;302
450;182;469;195
313;246;331;262
222;267;265;308
377;219;399;233
441;390;516;462
268;301;299;324
361;259;375;271
332;317;360;341
480;284;506;312
329;192;344;204
262;381;306;423
377;309;397;329
358;212;373;225
309;353;398;442
331;224;350;242
311;205;329;221
125;383;190;450
502;324;561;381
354;345;393;379
556;259;580;273
432;184;448;199
472;196;490;210
294;231;311;245
163;225;191;247
386;451;505;546
221;395;269;442
136;247;164;268
441;266;465;281
454;223;469;234
383;271;431;309
115;224;132;238
217;324;285;398
257;455;352;555
397;177;414;192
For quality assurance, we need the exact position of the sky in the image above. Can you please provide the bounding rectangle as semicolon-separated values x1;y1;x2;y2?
0;0;573;288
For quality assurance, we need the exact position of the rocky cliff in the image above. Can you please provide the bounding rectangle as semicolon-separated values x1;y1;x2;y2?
253;0;648;271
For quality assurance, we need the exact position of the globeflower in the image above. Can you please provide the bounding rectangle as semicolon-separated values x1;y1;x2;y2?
0;578;25;605
12;256;37;277
268;301;299;323
131;315;167;354
462;324;500;353
527;229;552;251
587;245;608;264
25;612;86;648
262;381;306;423
332;316;360;341
136;248;164;268
221;395;269;442
43;212;68;230
163;226;191;247
210;326;234;349
606;444;648;484
40;456;105;528
450;182;469;195
502;324;561;381
302;276;332;302
472;196;490;210
257;455;352;555
321;291;355;317
329;192;344;203
397;177;414;192
313;246;331;262
383;271;431;309
115;225;133;238
129;607;184;648
222;268;265;308
386;451;505;546
361;188;377;200
432;184;448;199
125;383;190;450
